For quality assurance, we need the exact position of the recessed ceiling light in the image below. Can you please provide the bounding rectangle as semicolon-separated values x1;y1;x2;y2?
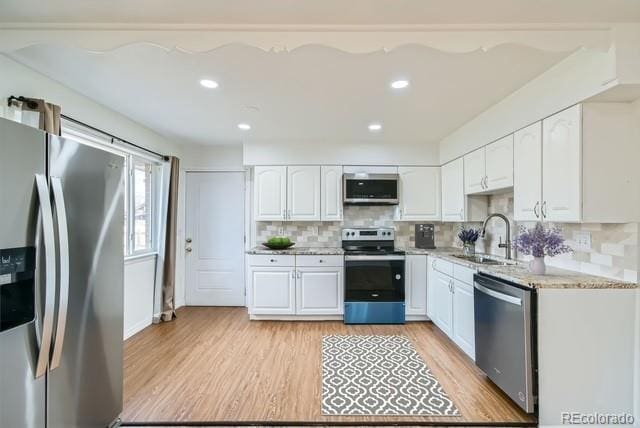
238;123;251;131
368;123;382;132
390;79;409;89
199;79;219;89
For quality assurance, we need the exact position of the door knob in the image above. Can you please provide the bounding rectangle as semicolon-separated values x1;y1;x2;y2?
186;238;192;243
185;247;192;252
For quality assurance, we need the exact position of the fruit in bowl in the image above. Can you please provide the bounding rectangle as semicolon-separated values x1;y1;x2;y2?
262;236;295;249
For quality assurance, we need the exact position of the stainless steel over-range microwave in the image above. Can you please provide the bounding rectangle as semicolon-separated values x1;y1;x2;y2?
343;173;399;205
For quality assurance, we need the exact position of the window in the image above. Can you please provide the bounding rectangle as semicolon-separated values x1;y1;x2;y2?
61;119;160;258
125;156;156;256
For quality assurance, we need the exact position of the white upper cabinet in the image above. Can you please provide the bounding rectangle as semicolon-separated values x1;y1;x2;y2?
464;136;513;195
542;105;582;222
287;166;321;221
397;167;441;221
321;165;343;221
485;134;514;191
254;166;287;221
441;158;487;222
441;159;465;222
463;148;485;194
514;122;543;221
514;103;638;224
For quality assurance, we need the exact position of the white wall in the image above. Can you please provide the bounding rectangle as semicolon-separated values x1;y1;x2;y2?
439;48;617;163
0;54;186;339
124;256;157;339
244;138;439;166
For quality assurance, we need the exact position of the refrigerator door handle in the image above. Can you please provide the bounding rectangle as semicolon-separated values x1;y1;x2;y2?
50;177;69;371
34;174;57;378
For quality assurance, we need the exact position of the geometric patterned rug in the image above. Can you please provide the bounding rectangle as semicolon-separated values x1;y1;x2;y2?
322;335;460;416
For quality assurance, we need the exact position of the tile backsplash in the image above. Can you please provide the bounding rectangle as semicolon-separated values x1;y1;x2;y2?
255;195;639;282
255;205;457;249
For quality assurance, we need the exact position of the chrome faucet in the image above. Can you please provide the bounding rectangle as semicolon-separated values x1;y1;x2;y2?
481;213;512;260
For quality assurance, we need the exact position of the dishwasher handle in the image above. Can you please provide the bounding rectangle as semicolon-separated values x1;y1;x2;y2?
474;282;522;306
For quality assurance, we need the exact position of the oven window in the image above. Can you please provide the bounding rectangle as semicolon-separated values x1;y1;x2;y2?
345;179;397;200
345;260;404;301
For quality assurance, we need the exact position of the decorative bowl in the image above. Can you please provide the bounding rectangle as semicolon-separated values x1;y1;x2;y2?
261;242;295;250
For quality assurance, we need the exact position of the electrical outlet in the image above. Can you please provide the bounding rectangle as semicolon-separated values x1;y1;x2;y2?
573;231;592;251
278;226;285;235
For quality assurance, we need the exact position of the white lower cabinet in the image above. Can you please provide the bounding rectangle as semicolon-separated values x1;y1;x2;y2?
249;266;296;315
427;256;476;360
452;279;475;360
432;270;454;337
296;267;343;315
405;255;428;319
248;255;343;318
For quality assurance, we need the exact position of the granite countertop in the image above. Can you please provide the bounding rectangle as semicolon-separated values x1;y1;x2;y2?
247;246;344;255
400;247;636;290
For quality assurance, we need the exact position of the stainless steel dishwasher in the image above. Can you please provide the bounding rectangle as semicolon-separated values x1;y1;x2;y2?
473;273;536;413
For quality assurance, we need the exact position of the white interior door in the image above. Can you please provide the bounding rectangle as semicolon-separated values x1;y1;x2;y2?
186;172;246;306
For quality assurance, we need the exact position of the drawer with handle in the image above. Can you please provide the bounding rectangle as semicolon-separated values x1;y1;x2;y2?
248;254;295;267
430;257;454;277
296;255;344;267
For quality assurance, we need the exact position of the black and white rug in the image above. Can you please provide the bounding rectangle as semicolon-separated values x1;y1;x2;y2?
322;335;460;416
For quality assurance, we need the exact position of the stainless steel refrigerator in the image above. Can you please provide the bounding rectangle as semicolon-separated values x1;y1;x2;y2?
0;117;124;428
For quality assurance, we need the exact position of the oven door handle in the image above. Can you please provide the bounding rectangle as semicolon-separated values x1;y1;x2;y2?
345;255;405;261
474;282;522;306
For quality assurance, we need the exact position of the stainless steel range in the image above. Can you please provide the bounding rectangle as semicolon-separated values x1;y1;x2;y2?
342;227;405;324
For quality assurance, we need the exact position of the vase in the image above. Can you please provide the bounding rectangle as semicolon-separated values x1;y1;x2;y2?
462;243;475;256
528;256;546;275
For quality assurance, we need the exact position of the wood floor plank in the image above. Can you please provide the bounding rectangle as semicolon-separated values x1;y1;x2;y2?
122;307;537;425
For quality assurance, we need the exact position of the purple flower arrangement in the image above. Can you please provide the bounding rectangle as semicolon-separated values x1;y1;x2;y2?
458;227;480;244
514;223;572;258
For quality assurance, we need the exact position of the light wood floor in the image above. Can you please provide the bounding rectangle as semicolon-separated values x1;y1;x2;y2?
122;307;536;426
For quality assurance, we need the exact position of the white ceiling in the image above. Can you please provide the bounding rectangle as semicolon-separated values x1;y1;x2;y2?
8;43;569;145
0;0;639;25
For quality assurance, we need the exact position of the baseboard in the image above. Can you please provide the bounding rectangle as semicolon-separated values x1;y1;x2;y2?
175;298;186;309
249;314;343;321
124;318;152;340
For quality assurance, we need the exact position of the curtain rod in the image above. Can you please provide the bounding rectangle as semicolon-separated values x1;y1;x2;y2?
8;95;169;161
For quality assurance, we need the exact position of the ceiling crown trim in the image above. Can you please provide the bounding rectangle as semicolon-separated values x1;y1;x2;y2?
0;25;612;54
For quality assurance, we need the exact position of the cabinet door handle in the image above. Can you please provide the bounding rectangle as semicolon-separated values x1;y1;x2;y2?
432;259;436;269
542;201;548;218
533;201;540;218
270;258;277;263
291;270;296;278
459;208;464;220
282;209;286;220
297;270;301;279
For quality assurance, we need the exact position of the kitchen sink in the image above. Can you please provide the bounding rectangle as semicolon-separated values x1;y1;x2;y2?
452;254;517;266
